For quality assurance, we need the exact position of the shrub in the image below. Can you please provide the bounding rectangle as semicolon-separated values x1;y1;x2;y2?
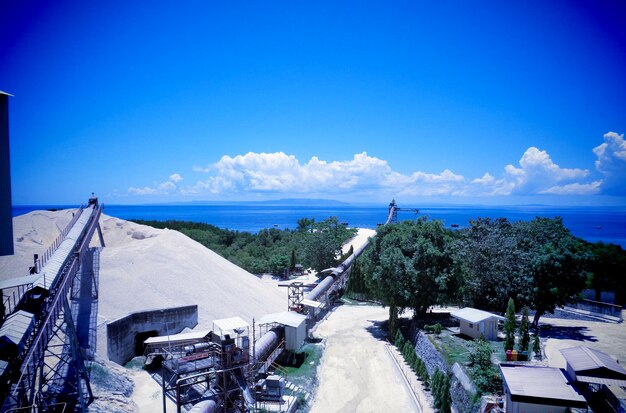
504;297;516;351
424;323;442;334
431;370;452;413
394;330;406;349
518;307;530;352
533;334;541;359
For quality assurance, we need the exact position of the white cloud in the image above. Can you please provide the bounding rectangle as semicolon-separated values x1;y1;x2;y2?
158;181;176;191
471;173;495;185
498;147;590;195
540;181;602;195
169;173;183;183
130;142;608;199
593;131;626;195
128;186;158;195
127;173;182;195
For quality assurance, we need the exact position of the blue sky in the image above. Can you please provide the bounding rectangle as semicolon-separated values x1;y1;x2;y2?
1;1;625;205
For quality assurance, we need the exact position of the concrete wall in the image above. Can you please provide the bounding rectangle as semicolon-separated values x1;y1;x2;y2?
507;400;568;413
570;299;622;320
582;289;616;303
107;305;198;365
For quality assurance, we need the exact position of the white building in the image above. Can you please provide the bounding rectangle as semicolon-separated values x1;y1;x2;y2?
451;307;504;340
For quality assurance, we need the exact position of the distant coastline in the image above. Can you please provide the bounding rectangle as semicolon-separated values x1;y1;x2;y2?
12;203;626;248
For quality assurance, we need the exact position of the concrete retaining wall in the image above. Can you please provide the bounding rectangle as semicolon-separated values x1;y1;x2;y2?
411;330;447;376
570;299;622;320
107;305;198;365
582;289;616;303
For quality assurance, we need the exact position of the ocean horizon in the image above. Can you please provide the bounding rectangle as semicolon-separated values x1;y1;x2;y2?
12;203;626;248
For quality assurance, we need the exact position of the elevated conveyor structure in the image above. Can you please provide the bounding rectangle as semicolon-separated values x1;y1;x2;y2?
0;196;105;412
298;200;412;313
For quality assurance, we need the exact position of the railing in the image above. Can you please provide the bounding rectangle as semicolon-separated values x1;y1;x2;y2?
4;402;67;413
35;206;84;273
8;205;101;407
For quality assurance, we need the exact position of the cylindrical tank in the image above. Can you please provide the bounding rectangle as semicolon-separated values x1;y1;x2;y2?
304;275;335;302
255;327;284;362
187;399;217;413
184;342;212;355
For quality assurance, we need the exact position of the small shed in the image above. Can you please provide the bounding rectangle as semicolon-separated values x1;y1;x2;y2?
258;311;307;351
293;264;304;276
560;346;626;387
500;364;587;413
451;307;504;340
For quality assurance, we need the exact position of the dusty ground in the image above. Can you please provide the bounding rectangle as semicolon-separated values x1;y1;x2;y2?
310;304;419;413
541;312;626;368
342;228;376;255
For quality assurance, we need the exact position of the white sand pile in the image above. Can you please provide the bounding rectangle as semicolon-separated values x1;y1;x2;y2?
0;209;74;279
0;210;287;357
342;228;376;255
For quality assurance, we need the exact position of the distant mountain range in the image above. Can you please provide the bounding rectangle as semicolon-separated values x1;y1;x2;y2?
149;198;350;206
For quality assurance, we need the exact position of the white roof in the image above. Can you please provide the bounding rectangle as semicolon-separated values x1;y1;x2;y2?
500;365;586;405
258;311;307;328
0;310;35;347
143;330;211;345
301;298;322;308
560;346;626;378
451;307;504;323
213;317;249;334
0;274;39;290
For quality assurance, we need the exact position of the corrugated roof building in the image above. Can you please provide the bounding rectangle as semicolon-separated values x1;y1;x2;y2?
560;346;626;391
500;364;587;412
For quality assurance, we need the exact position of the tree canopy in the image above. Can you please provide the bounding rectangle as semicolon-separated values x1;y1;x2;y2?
364;219;456;316
134;217;356;276
356;215;608;328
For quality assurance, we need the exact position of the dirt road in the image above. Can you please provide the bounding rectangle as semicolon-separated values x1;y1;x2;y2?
310;304;420;413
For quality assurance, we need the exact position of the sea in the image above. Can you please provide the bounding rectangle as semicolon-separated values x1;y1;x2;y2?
12;203;626;248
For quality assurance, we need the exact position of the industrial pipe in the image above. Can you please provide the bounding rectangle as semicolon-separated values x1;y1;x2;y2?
187;400;217;413
304;236;372;303
303;275;335;302
254;327;284;362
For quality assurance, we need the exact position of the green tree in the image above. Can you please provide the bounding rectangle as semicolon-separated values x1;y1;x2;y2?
269;254;290;275
529;235;589;327
457;218;531;312
346;258;364;295
518;307;530;352
394;329;405;349
290;248;297;272
504;298;516;351
296;217;315;233
432;370;451;413
303;229;339;272
587;242;626;304
365;219;456;328
533;334;541;359
469;339;501;394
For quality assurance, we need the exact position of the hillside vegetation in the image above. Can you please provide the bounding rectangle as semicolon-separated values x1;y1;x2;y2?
133;217;357;275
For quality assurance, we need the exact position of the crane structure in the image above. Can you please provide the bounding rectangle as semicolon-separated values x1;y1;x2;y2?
386;199;419;224
0;196;104;412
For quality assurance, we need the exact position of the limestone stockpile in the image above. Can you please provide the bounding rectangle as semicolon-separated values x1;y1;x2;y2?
0;210;287;356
